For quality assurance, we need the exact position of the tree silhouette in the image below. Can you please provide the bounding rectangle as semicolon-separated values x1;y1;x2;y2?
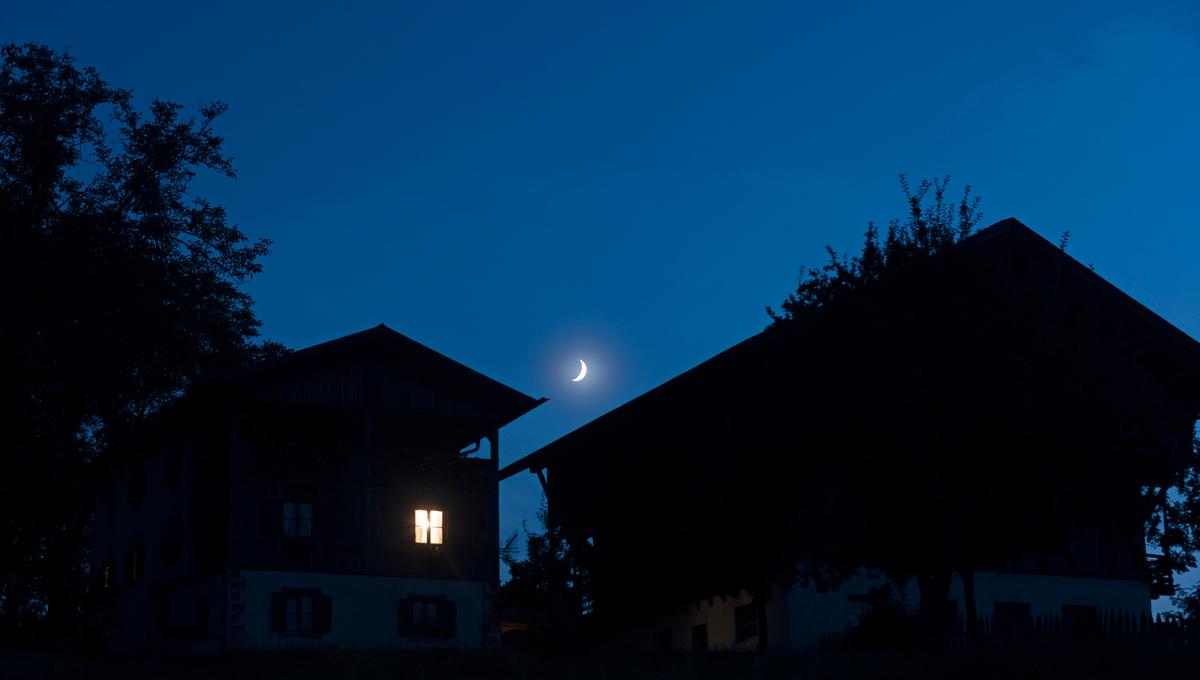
767;174;981;323
498;498;593;650
0;43;278;640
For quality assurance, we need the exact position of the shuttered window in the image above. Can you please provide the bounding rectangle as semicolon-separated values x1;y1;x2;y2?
398;596;457;638
270;588;332;636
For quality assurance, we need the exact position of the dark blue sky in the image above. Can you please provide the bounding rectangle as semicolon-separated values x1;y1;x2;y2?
11;2;1199;604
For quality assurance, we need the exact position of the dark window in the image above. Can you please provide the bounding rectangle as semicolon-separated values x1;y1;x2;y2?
270;589;332;636
123;545;144;586
735;603;758;643
161;514;184;567
993;601;1032;641
398;596;457;638
1062;604;1098;639
691;623;708;653
283;502;313;538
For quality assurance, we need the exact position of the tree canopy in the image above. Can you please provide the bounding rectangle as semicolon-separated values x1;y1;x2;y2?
767;175;981;323
0;43;278;639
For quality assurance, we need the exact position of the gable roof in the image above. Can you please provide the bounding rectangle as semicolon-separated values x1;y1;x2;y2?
500;218;1200;481
964;218;1200;363
223;323;546;429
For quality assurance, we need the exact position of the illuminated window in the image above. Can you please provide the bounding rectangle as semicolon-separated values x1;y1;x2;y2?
283;502;313;537
414;509;444;544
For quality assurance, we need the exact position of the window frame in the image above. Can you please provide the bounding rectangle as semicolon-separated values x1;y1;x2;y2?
285;592;315;634
271;587;332;637
414;508;444;545
398;595;456;638
282;501;314;538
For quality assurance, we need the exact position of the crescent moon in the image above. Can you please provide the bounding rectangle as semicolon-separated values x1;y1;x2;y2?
571;359;588;382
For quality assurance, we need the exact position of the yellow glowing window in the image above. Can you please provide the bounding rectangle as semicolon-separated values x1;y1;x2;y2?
415;509;444;544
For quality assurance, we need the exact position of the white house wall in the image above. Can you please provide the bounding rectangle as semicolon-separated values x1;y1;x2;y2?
236;570;491;648
785;570;1151;651
945;572;1150;620
630;589;792;652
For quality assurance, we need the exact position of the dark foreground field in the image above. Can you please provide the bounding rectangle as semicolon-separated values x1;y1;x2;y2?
4;644;1199;680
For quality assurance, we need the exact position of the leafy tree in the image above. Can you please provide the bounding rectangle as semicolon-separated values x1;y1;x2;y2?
762;175;987;637
767;174;981;323
499;499;593;649
1145;434;1200;573
1169;581;1200;624
0;43;277;640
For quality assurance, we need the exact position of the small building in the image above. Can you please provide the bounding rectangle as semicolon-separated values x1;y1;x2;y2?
500;219;1200;651
92;325;544;650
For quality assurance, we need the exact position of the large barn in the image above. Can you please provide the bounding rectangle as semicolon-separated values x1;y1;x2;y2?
501;219;1200;652
93;325;543;650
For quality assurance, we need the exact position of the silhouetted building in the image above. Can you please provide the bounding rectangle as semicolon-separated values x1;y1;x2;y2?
93;325;543;650
501;219;1200;651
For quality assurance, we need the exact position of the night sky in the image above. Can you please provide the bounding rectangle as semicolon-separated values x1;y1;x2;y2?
10;2;1199;607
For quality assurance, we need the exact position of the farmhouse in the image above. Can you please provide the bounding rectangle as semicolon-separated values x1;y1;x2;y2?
500;219;1200;651
92;325;543;650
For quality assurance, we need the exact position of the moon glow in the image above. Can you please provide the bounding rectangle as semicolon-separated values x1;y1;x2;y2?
571;359;588;382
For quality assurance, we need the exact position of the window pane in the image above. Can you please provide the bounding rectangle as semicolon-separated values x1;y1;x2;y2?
415;509;428;543
286;598;298;631
430;510;443;528
299;519;312;537
300;596;313;631
283;501;295;535
299;503;312;520
430;527;443;545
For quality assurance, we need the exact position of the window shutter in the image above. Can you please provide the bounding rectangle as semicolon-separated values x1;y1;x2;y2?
269;593;285;632
397;598;412;635
315;593;333;634
439;600;457;638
